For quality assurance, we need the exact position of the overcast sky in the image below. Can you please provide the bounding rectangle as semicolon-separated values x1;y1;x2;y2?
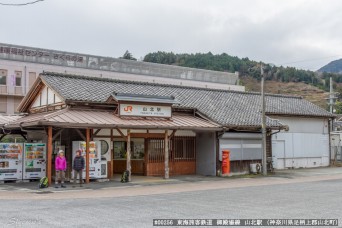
1;0;342;71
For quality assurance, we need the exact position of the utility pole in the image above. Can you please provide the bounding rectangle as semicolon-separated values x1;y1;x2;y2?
260;65;267;176
329;77;334;113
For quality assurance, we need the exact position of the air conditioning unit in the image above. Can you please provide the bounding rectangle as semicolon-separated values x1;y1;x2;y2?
250;163;261;174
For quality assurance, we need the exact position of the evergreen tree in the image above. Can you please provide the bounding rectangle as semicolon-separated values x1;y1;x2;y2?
121;50;137;61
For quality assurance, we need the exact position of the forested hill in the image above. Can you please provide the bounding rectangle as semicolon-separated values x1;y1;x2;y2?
142;51;341;92
318;59;342;74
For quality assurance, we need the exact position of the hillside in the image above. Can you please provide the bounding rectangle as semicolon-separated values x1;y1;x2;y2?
318;58;342;74
240;77;328;109
141;51;333;109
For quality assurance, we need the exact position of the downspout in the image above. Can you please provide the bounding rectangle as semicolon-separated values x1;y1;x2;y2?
329;118;332;166
24;65;27;94
215;131;221;176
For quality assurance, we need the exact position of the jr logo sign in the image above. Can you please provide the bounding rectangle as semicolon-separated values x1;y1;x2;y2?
123;106;133;113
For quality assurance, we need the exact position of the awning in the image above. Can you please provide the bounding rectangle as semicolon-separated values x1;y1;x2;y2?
5;108;222;131
0;115;23;126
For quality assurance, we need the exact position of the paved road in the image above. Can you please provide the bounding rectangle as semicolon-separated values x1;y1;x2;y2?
0;170;342;228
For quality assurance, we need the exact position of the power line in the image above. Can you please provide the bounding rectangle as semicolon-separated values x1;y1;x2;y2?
280;55;342;66
0;0;44;6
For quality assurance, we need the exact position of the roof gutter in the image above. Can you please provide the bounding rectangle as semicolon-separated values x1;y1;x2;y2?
19;122;46;133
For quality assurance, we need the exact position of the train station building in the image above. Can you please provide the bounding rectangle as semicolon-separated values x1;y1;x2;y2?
1;72;333;184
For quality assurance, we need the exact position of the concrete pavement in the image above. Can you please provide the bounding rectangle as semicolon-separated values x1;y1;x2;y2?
0;167;342;228
0;167;342;200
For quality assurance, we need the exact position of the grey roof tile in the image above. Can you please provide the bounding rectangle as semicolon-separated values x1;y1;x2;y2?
40;72;333;128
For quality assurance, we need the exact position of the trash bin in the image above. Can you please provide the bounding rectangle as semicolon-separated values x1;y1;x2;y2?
222;150;230;174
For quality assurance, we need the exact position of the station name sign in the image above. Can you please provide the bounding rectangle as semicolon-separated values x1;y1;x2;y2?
120;104;171;118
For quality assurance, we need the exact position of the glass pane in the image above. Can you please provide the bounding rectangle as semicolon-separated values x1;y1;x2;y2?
16;77;21;86
0;76;6;85
132;138;144;159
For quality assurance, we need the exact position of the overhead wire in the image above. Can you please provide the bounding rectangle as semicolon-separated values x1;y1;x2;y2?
0;0;44;6
276;55;342;71
280;55;342;66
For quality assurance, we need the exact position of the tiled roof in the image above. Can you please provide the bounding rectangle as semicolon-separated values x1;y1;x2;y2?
39;72;333;128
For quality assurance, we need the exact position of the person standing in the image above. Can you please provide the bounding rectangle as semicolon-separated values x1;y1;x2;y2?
73;149;85;187
55;150;67;188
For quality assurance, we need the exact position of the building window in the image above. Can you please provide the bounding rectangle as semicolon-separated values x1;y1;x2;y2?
0;69;7;85
113;141;138;159
15;71;22;86
172;137;196;160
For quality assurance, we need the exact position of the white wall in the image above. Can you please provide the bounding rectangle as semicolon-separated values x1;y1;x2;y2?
0;59;245;114
271;116;330;169
0;59;245;92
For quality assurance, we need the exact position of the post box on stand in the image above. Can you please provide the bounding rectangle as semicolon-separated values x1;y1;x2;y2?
222;150;230;174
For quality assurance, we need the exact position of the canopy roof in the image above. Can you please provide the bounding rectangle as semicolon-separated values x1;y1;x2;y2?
6;108;221;131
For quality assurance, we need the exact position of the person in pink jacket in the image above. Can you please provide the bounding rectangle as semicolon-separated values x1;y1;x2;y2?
55;150;67;188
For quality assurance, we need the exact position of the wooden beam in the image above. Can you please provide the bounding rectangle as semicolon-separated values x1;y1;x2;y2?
131;133;164;138
86;129;90;184
75;129;86;141
169;130;177;140
144;138;148;176
116;128;127;140
47;126;53;186
110;129;114;179
20;133;27;141
164;130;169;179
93;129;101;137
0;134;6;141
127;129;131;182
52;129;64;141
90;129;93;141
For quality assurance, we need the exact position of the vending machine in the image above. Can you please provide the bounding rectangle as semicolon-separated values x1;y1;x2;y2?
72;141;102;179
0;143;23;180
23;143;46;180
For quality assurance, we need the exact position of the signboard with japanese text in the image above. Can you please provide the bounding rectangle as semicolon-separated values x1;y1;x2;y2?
119;104;172;118
0;45;84;63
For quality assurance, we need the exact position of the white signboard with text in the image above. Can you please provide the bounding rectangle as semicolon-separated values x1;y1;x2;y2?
120;104;172;118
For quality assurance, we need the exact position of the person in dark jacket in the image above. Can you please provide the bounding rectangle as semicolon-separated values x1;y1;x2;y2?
73;149;85;187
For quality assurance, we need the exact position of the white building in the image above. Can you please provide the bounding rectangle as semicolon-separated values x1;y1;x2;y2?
271;117;330;169
0;43;244;115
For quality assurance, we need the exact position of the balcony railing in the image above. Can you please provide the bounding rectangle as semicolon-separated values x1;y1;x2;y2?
0;85;24;96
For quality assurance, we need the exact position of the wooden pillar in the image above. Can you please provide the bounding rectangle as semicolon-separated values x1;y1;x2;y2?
109;129;114;179
47;126;53;185
86;129;90;184
127;129;131;182
144;137;148;176
164;130;169;179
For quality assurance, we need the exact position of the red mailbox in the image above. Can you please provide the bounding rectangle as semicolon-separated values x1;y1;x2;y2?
222;150;230;174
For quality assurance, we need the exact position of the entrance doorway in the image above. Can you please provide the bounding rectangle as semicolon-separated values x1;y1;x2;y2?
113;138;145;175
272;140;285;169
112;136;197;176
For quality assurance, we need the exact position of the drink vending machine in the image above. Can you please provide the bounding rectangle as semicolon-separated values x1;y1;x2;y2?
0;143;23;181
72;141;102;179
23;143;46;179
